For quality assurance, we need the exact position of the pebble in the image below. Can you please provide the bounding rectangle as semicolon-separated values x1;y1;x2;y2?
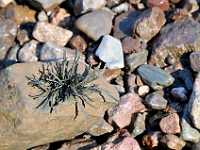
190;52;200;72
112;2;130;14
74;0;106;15
69;35;87;53
17;40;39;62
137;64;175;90
145;92;168;110
147;0;170;11
171;87;188;102
37;11;48;22
133;7;166;42
159;113;181;134
126;50;148;72
142;132;162;148
17;29;30;46
108;93;146;129
33;22;73;47
161;134;186;150
95;35;124;69
138;85;150;96
26;0;65;9
75;9;114;41
0;0;13;7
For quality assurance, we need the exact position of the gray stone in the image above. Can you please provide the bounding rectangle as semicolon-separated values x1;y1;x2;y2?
18;40;39;62
171;87;188;102
95;35;124;69
150;18;200;67
0;18;17;60
37;11;48;22
137;64;174;90
126;50;148;72
74;0;106;15
33;22;73;47
75;9;114;41
145;92;168;110
26;0;65;9
190;52;200;72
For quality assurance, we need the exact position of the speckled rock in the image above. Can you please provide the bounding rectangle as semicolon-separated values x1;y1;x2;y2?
33;22;73;47
26;0;65;9
75;9;114;41
133;7;166;42
190;52;200;72
150;18;200;67
137;64;174;90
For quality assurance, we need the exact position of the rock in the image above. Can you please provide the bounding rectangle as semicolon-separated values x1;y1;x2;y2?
184;0;199;13
126;50;148;72
69;35;87;53
129;0;141;5
103;69;121;81
171;87;188;102
138;85;150;97
133;7;166;42
75;9;114;41
37;11;48;22
18;40;39;62
112;2;130;14
0;62;119;150
128;74;137;93
150;18;200;67
26;0;65;9
0;18;17;60
95;35;124;69
145;92;168;110
86;53;99;66
161;134;186;150
113;10;141;39
50;8;70;26
190;52;200;72
132;112;147;137
88;118;113;136
187;73;200;129
122;37;146;54
147;0;170;11
108;93;146;128
137;64;175;90
74;0;106;15
17;29;30;46
33;22;73;47
0;0;13;7
106;0;121;7
159;113;181;134
142;132;162;148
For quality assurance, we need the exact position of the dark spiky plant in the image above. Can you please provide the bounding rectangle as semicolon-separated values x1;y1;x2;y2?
26;53;113;118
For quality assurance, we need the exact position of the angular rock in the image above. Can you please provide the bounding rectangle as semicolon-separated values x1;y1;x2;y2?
18;40;39;62
0;0;13;7
133;7;166;42
0;62;119;150
75;9;114;41
113;10;141;39
95;35;124;69
142;132;162;148
33;22;73;47
145;92;168;110
150;18;200;67
126;50;148;72
190;52;200;72
0;18;17;60
161;134;186;150
108;93;146;128
26;0;65;9
171;87;188;102
147;0;170;11
137;64;175;90
69;35;87;53
159;113;181;134
74;0;106;15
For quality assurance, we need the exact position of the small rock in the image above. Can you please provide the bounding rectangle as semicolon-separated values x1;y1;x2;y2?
74;0;106;15
133;7;166;42
75;9;114;41
190;52;200;72
132;112;147;137
18;40;39;62
26;0;65;9
126;50;148;72
33;22;73;47
0;0;13;7
159;113;181;134
113;10;141;39
142;132;162;148
161;134;186;150
103;69;121;81
37;11;48;22
137;64;175;90
171;87;188;102
17;29;30;46
95;35;124;69
112;2;130;14
108;93;146;128
138;85;150;96
145;92;168;110
147;0;170;11
69;35;87;53
50;8;70;26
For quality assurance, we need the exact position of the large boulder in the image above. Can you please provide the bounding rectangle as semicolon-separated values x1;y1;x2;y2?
0;62;119;150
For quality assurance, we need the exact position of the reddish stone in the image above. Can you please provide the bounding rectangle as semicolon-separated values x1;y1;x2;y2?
147;0;170;11
69;35;87;52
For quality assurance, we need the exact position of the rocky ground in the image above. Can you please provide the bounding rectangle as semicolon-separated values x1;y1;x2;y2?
0;0;200;150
